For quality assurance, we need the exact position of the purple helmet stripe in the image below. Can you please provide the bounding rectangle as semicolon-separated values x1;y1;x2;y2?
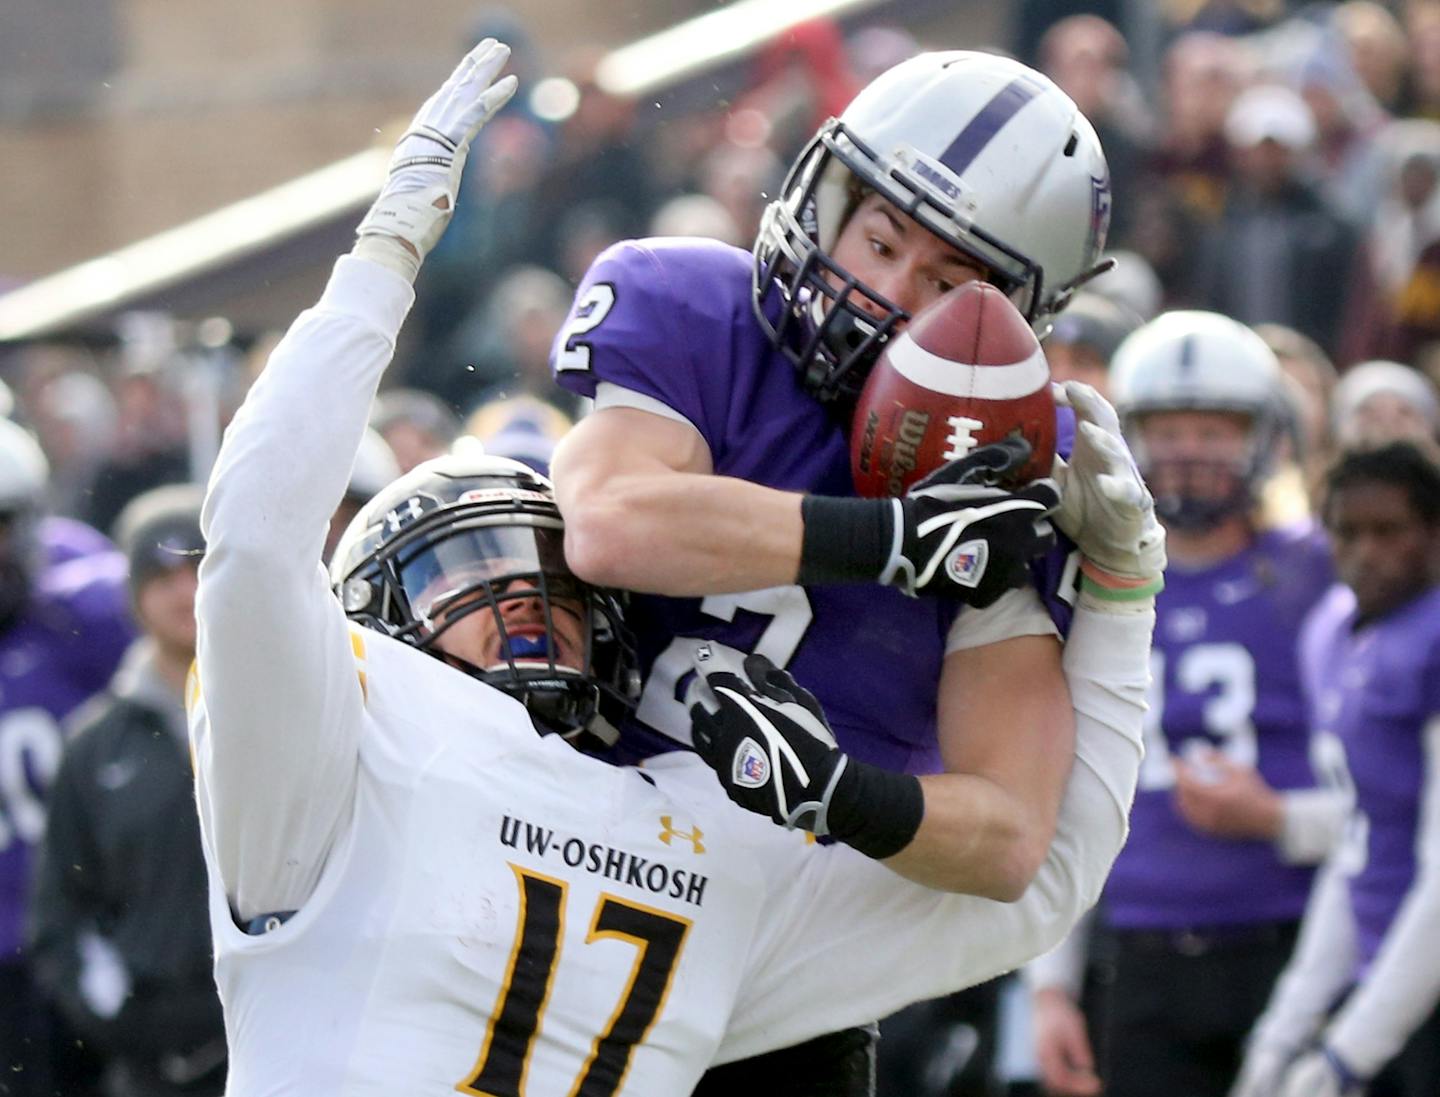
938;76;1044;177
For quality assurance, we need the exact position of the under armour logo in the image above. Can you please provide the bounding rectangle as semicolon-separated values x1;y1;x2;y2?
658;815;706;854
383;496;430;533
943;415;984;461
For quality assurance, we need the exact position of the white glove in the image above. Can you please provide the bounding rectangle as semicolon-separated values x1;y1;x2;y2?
1276;1049;1364;1097
354;39;518;281
1229;1042;1293;1097
1051;380;1166;604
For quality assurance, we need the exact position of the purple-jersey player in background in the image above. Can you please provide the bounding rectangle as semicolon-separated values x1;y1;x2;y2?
0;418;135;1096
1028;313;1342;1097
549;50;1165;1094
1233;443;1440;1097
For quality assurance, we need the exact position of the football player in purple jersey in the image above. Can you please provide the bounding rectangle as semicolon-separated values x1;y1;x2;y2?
0;419;135;1095
547;51;1165;1092
1028;313;1343;1097
1232;443;1440;1097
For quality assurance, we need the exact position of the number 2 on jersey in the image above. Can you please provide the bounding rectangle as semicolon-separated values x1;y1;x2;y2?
555;284;617;374
459;864;691;1097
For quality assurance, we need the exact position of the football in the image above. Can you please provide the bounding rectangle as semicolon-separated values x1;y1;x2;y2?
850;281;1056;497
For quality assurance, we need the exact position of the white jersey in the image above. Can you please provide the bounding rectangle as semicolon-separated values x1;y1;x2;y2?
190;255;1152;1096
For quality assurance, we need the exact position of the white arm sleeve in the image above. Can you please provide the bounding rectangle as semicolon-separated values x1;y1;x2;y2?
1276;787;1349;865
1247;856;1358;1055
1327;715;1440;1075
1023;911;1093;998
192;255;413;922
945;585;1061;654
714;598;1149;1063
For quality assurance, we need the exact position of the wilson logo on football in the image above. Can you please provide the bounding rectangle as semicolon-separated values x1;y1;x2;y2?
945;539;989;589
732;739;770;789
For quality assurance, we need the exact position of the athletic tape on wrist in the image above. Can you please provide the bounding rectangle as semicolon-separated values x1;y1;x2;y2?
1078;558;1163;601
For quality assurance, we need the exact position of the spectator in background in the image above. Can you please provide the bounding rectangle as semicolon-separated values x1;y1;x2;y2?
323;428;400;565
846;24;920;85
1331;358;1440;456
79;358;193;539
731;19;858;161
1148;32;1252;226
1029;314;1341;1097
1344;121;1440;365
1043;291;1143;400
552;199;629;287
4;344;118;521
1091;249;1165;320
1294;32;1390;228
370;388;462;474
29;485;224;1097
0;419;133;1096
649;193;743;247
1256;323;1340;511
1039;14;1153;241
697;143;783;244
531;47;659;267
413;110;555;362
1232;443;1440;1097
1407;2;1440;122
462;393;573;477
447;264;583;418
1335;1;1410;115
1195;83;1357;359
1181;0;1289;37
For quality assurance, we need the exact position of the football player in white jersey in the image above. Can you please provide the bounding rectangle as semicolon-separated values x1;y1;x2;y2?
189;42;1157;1095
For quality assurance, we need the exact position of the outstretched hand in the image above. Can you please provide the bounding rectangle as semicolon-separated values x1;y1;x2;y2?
354;39;518;281
1051;381;1166;603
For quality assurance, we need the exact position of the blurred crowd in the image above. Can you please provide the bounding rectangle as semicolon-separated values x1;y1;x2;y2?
1;0;1440;1095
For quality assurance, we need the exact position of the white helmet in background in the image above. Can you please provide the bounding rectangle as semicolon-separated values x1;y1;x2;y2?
0;418;48;514
0;418;49;627
753;49;1113;402
346;427;402;503
1110;311;1291;529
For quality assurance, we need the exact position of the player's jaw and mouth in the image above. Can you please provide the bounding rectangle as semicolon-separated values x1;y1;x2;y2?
431;591;586;672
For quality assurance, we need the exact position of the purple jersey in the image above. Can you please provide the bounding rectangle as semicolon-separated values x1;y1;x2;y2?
1102;524;1334;929
1299;583;1440;974
553;238;1074;773
0;551;133;958
40;514;116;567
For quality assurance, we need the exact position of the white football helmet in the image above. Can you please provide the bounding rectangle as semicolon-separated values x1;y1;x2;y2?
331;453;639;747
753;50;1113;402
1110;311;1291;529
0;418;48;514
0;418;49;627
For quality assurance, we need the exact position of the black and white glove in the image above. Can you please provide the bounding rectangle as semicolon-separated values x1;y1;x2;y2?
689;649;923;859
884;440;1059;606
354;39;518;282
1051;381;1166;607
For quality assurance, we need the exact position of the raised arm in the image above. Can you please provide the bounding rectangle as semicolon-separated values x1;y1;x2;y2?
192;42;516;922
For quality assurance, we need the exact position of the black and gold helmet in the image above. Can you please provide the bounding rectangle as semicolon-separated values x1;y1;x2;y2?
330;453;639;747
